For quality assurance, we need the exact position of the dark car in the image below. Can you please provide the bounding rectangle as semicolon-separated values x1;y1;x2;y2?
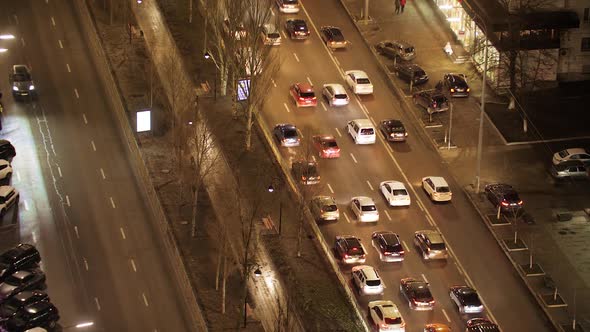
320;26;347;49
394;63;428;85
1;301;59;332
484;183;523;213
379;119;407;142
375;40;415;61
291;160;320;185
285;19;310;40
0;244;41;282
413;90;450;113
399;277;434;310
0;290;49;319
0;140;16;162
0;269;46;303
8;65;36;100
334;235;366;264
371;231;404;262
273;124;300;147
466;318;499;332
449;285;483;314
439;73;470;97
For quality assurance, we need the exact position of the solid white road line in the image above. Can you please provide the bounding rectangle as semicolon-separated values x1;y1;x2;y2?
343;212;350;223
416;199;425;212
94;297;101;311
57;166;62;178
66;63;71;72
321;102;327;111
74;88;79;98
130;259;137;272
327;183;334;194
65;195;71;207
23;200;29;211
425;213;435;226
100;168;106;179
83;257;89;271
82;113;88;124
350;153;358;164
74;226;79;239
283;102;290;113
307;76;313;85
366;180;374;191
384;210;391;221
334;128;342;137
91;140;96;151
16;171;20;182
142;293;149;306
442;308;451;322
311;155;316;162
120;227;126;239
58;39;63;48
293;53;299;62
51;17;56;26
31;231;36;243
110;197;116;209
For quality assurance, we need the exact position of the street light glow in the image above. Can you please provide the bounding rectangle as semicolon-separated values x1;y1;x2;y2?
0;48;8;53
204;52;211;59
0;34;15;40
75;322;94;328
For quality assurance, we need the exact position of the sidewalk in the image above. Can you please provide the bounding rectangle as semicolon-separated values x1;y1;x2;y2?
339;0;589;329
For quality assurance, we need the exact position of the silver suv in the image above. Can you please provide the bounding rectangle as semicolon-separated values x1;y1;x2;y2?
414;230;448;260
310;196;339;221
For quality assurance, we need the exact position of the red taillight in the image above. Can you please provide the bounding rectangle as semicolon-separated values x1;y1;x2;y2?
344;254;349;258
298;97;305;101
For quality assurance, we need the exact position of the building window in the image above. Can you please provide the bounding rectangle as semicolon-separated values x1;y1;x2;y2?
584;8;589;23
582;37;590;52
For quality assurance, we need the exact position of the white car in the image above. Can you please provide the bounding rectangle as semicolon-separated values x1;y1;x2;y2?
422;176;452;202
352;265;384;295
0;185;19;216
322;83;349;106
350;196;379;222
552;148;590;165
368;300;405;332
344;70;373;95
0;160;13;182
379;181;410;206
261;23;281;46
276;0;300;13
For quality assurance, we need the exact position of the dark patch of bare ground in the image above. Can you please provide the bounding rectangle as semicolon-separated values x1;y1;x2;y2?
88;1;363;331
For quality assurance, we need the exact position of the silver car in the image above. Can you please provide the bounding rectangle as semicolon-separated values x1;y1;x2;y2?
310;196;339;221
551;161;588;179
350;196;379;222
322;83;349;107
414;230;448;260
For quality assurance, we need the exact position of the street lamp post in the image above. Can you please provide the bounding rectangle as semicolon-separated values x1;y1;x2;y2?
267;182;283;235
204;51;218;100
475;38;488;193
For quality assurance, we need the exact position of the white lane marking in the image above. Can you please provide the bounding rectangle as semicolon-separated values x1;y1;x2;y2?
142;293;149;306
130;259;137;272
271;79;276;87
74;88;79;98
350;153;358;164
281;31;287;39
425;214;435;226
94;297;101;311
23;200;29;211
20;38;25;47
110;197;116;209
91;140;96;151
65;195;71;207
361;104;369;113
57;166;62;178
58;39;63;48
402;240;410;253
293;53;300;62
66;63;71;72
100;168;106;179
343;212;350;223
442;308;451;322
311;155;316;162
355;98;363;110
416;199;425;212
327;183;334;194
74;226;79;239
16;171;21;182
321;102;327;111
83;257;89;271
297;129;304;139
370;116;376;125
384;210;391;221
271;8;275;16
82;113;88;124
283;102;290;113
335;128;342;137
306;76;313;85
51;17;56;26
120;227;126;239
13;15;18;25
421;273;429;283
366;180;374;191
31;231;36;243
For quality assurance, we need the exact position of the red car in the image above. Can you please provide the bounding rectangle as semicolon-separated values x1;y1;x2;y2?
312;135;340;158
290;83;317;107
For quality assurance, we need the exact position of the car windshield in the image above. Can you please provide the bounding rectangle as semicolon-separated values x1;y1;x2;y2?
268;32;280;39
386;244;403;252
392;189;408;196
558;150;569;158
323;204;337;212
415;288;432;299
2;296;21;310
284;129;297;138
433;95;447;104
415;70;426;77
5;275;23;284
305;165;318;175
331;30;344;41
366;279;381;286
463;292;481;305
391;126;405;132
384;317;402;324
361;205;376;212
436;186;450;193
357;78;371;84
404;47;414;53
14;74;31;81
324;141;338;148
430;242;446;250
360;128;374;135
284;0;298;3
504;192;520;202
335;94;348;99
347;246;363;255
300;91;315;98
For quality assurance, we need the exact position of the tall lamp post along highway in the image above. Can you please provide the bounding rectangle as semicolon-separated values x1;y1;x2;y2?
267;179;283;235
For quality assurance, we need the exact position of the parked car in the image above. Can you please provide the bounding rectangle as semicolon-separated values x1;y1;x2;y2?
379;119;407;142
0;185;19;217
310;196;339;222
379;181;410;207
371;231;404;262
344;70;373;95
347;119;376;144
399;277;434;310
1;301;59;332
484;183;523;213
0;160;12;182
450;285;484;314
413;90;450;113
273;124;300;147
422;176;452;202
550;160;589;179
320;26;348;50
350;196;379;222
0;244;41;283
312;135;340;158
552;148;590;165
414;230;448;260
375;40;415;61
334;235;366;264
290;83;317;107
0;290;49;319
322;83;349;106
291;160;320;185
368;300;405;332
275;0;300;13
424;323;451;332
0;140;16;162
394;63;428;85
352;265;384;295
261;23;281;46
9;65;36;100
439;73;470;97
0;269;46;303
285;19;310;39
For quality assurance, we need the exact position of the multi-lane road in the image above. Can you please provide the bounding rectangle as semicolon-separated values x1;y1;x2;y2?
263;0;553;330
1;1;190;331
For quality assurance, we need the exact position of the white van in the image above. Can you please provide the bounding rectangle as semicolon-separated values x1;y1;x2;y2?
347;119;376;144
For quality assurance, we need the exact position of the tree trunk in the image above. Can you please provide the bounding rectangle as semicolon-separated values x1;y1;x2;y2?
190;178;202;237
296;210;304;258
222;243;228;314
245;105;254;151
220;63;228;96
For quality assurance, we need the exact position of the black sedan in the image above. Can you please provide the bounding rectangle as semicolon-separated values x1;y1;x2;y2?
285;19;310;40
484;183;523;214
399;277;434;310
0;270;46;303
320;26;347;49
413;90;450;114
1;301;59;332
0;290;49;319
0;244;41;282
449;285;484;314
439;73;470;97
379;119;407;142
291;160;320;185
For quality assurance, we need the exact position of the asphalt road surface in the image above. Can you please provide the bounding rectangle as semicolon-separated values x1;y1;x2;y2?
261;0;553;330
1;1;190;331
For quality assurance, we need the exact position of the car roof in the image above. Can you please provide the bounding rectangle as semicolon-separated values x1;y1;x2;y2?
315;135;336;141
563;148;588;155
323;83;346;93
382;180;405;189
288;19;306;25
0;139;12;146
486;183;514;191
382;119;403;126
425;176;448;187
0;185;16;197
13;65;30;73
14;290;45;301
23;301;53;314
353;196;375;205
352;119;374;128
0;159;9;166
345;70;368;78
2;244;35;260
417;230;444;243
401;63;423;70
453;285;476;294
353;265;379;279
276;123;296;130
314;196;336;204
296;82;313;92
12;270;33;279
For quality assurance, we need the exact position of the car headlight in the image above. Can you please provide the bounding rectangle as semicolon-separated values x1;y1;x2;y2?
29;85;35;90
12;86;18;91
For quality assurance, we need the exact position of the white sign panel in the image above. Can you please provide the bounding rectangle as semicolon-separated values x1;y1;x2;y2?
136;110;151;132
